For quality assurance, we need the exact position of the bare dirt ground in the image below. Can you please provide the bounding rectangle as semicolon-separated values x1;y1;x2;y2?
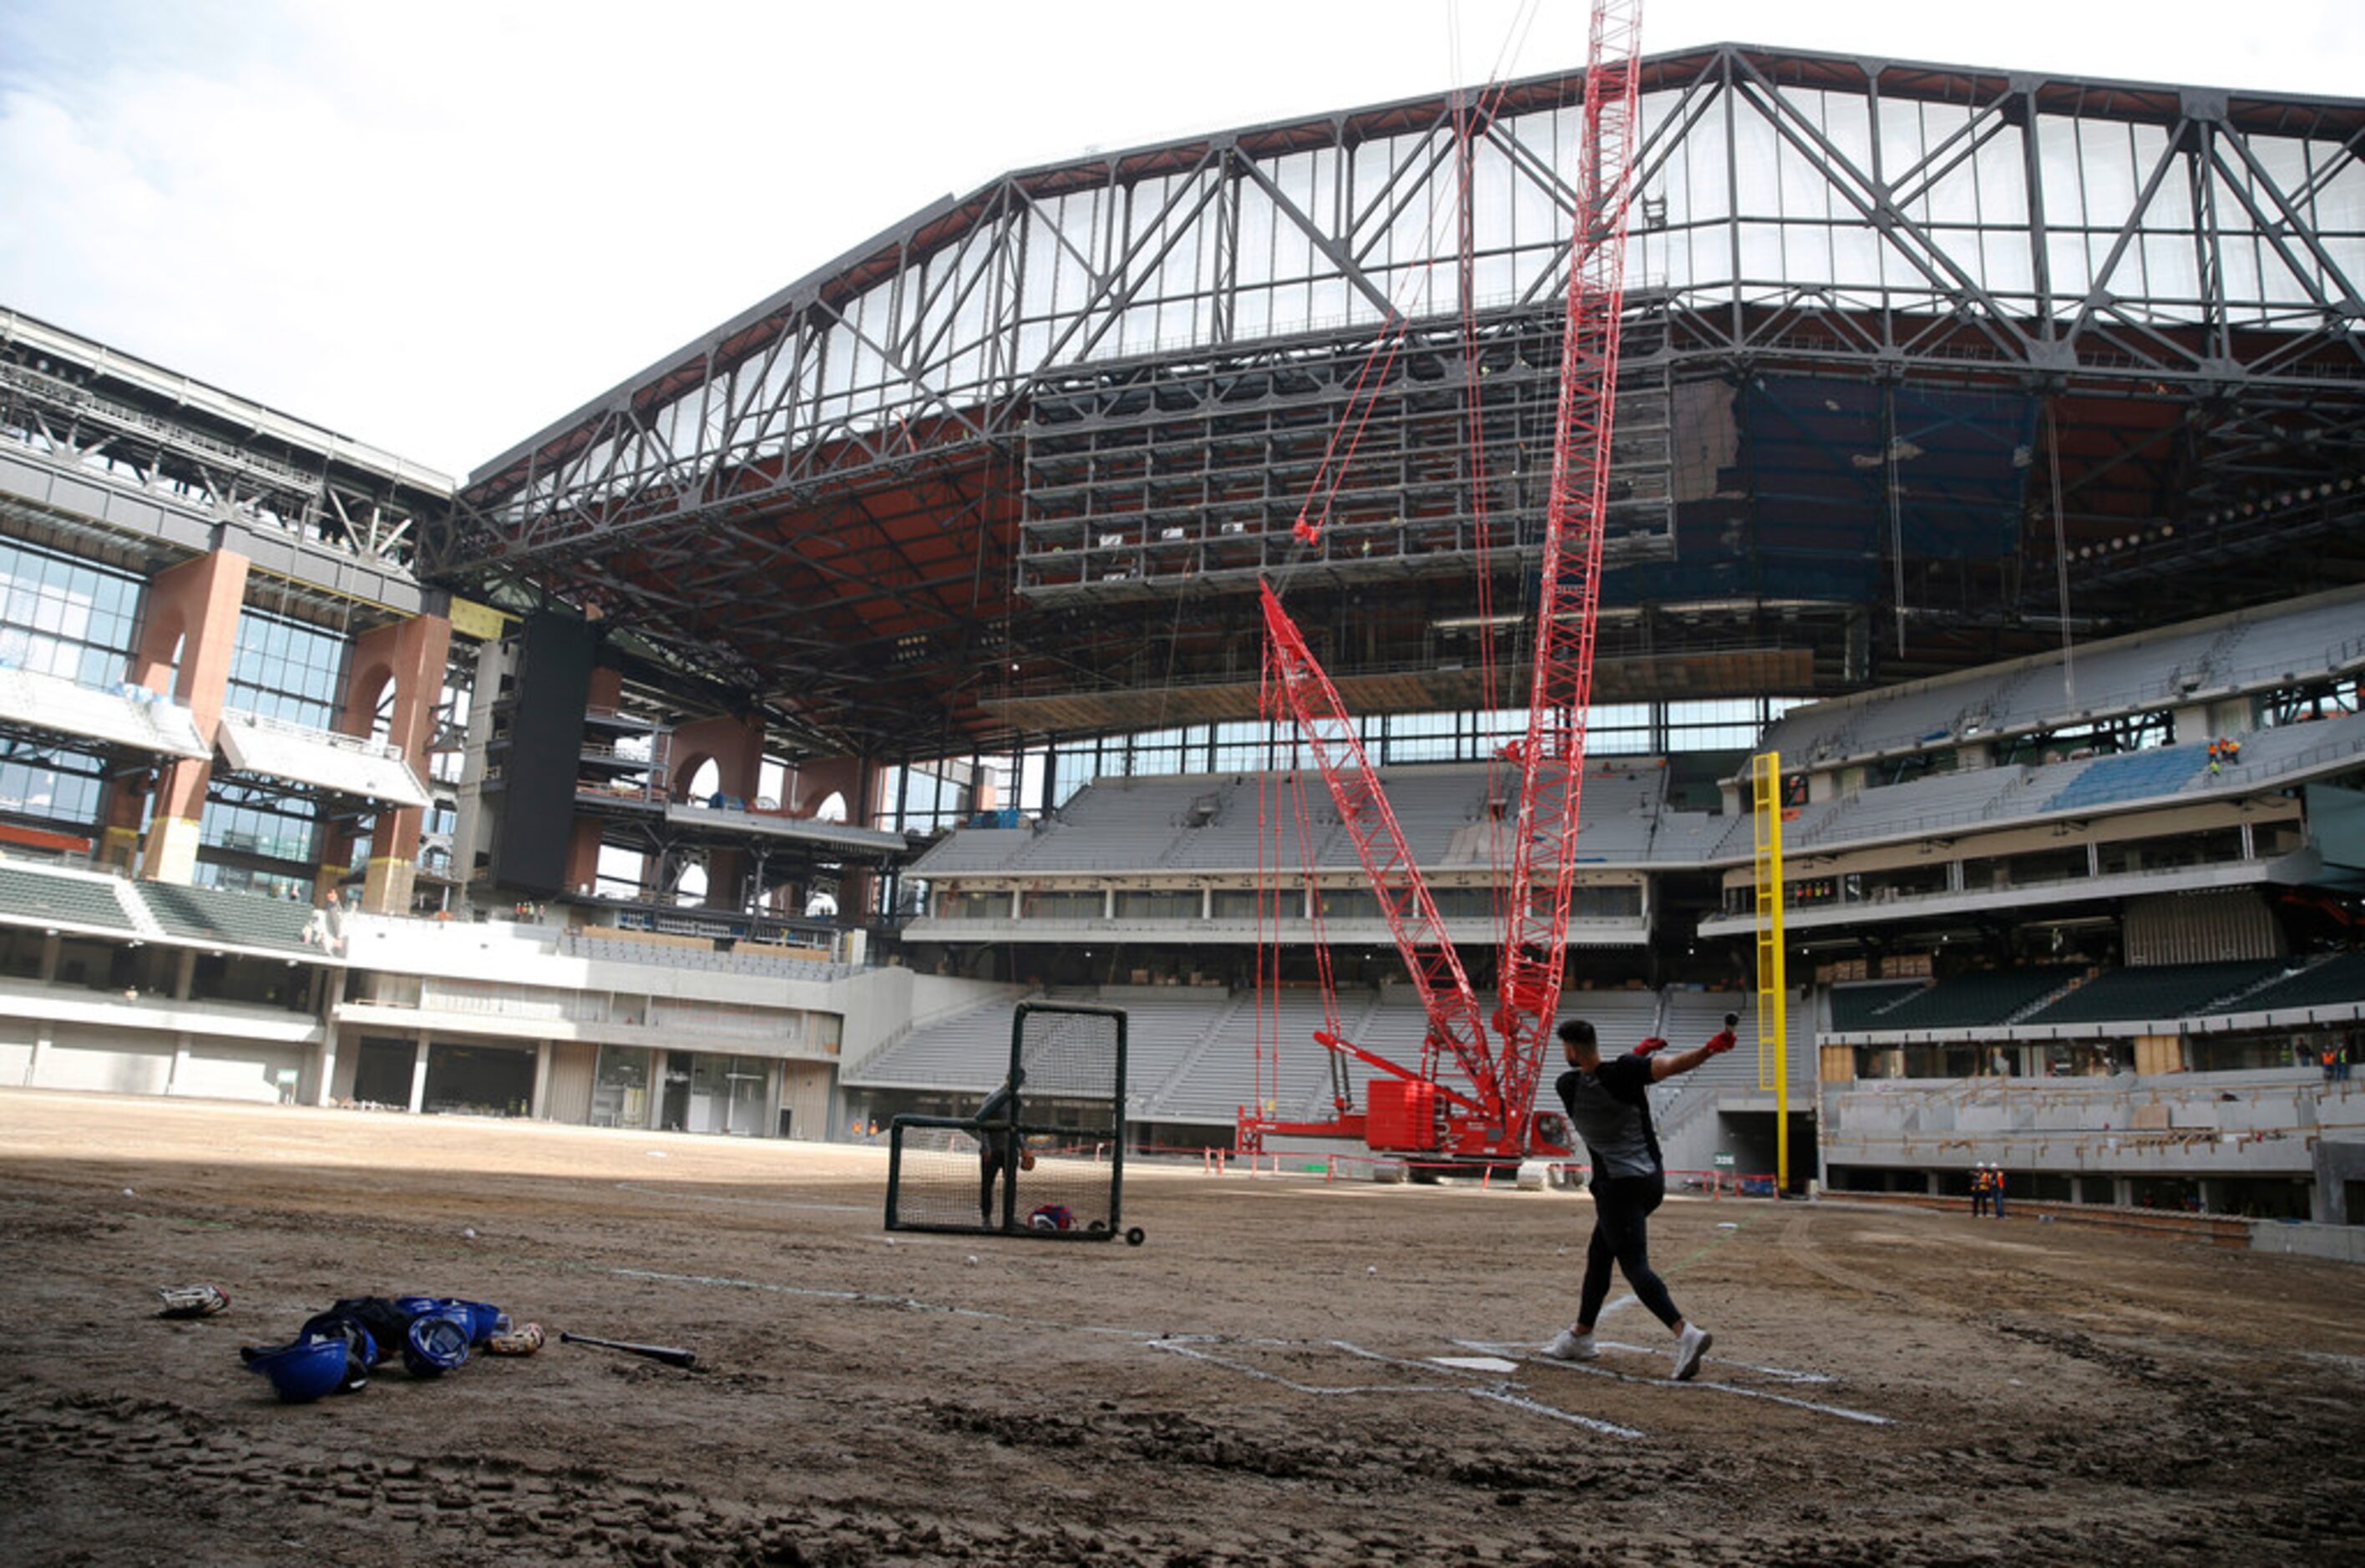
2;1089;2361;1567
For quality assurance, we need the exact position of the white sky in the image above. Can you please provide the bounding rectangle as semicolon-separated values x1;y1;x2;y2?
2;0;2358;481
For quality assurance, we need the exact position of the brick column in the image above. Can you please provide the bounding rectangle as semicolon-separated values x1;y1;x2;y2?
127;550;249;884
334;612;453;914
788;755;879;919
671;713;765;910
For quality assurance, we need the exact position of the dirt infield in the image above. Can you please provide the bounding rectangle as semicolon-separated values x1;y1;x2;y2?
2;1090;2360;1566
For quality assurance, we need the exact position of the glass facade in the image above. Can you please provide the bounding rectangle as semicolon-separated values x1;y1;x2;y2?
0;541;143;832
884;697;1796;828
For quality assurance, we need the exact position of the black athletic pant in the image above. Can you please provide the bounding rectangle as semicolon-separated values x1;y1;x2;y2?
979;1143;1005;1227
1579;1171;1683;1331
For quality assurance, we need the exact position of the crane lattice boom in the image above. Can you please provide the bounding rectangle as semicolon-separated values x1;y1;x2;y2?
1494;0;1646;1139
1245;0;1646;1163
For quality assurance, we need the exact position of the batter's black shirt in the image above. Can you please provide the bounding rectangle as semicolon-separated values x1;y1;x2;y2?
1555;1052;1663;1179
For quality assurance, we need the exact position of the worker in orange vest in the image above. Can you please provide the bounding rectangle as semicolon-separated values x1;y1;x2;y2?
1991;1165;2008;1220
1970;1165;1991;1218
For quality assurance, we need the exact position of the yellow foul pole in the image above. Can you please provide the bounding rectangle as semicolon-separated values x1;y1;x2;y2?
1751;751;1790;1192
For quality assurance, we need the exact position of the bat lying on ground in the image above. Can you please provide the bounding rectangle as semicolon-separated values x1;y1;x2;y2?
558;1331;698;1369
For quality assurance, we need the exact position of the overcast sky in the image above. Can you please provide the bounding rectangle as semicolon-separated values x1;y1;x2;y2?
2;0;2357;482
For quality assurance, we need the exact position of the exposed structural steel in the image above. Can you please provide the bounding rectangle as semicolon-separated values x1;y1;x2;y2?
432;45;2365;753
0;308;450;612
1248;0;1645;1164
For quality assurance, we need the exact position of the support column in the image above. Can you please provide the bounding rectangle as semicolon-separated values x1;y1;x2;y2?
25;1022;53;1085
672;713;767;909
129;550;250;885
789;755;879;918
408;1033;432;1114
337;612;455;915
314;968;347;1106
167;1031;195;1095
532;1040;554;1120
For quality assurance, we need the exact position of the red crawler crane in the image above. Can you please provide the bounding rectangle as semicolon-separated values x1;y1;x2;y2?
1243;0;1646;1166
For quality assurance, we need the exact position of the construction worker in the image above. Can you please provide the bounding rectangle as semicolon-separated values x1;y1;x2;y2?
1971;1165;1991;1218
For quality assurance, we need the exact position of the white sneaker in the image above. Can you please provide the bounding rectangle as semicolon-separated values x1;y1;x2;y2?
1541;1327;1598;1361
1671;1323;1713;1382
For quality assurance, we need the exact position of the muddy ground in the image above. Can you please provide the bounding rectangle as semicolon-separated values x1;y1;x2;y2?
1;1088;2360;1566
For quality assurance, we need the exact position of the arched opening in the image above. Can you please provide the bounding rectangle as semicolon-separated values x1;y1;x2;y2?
674;754;717;805
811;790;847;823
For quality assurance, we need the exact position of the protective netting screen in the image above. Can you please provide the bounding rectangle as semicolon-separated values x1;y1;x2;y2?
885;1002;1129;1240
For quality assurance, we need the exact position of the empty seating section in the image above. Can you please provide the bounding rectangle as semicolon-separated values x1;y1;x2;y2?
1105;989;1247;1104
1020;777;1218;870
138;882;310;949
909;828;1032;876
1858;967;2080;1031
1563;763;1669;860
1165;778;1319;872
1159;990;1348;1122
2216;711;2365;780
1829;981;1927;1029
2206;953;2365;1014
1846;681;1988;759
2039;746;2207;813
1645;810;1742;862
2207;594;2365;690
2021;960;2290;1025
855;999;1020;1090
1361;766;1493;865
1760;589;2365;771
559;928;850;980
1805;766;2018;847
0;863;135;930
1646;990;1817;1147
919;763;1698;879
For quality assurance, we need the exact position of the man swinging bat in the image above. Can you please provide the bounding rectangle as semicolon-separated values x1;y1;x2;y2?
1541;1014;1737;1381
974;1065;1036;1227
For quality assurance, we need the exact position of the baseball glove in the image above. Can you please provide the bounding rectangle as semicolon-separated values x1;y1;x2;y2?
487;1321;545;1356
1018;1147;1037;1172
156;1284;229;1319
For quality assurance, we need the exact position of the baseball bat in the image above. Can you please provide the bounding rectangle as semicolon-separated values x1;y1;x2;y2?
558;1332;698;1369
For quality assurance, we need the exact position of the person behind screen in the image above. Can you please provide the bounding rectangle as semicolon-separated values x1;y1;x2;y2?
975;1066;1034;1226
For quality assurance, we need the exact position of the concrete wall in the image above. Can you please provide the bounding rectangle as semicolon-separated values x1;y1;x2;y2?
1827;1068;2365;1183
2249;1220;2365;1265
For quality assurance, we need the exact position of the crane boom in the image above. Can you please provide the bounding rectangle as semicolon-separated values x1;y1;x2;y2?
1258;583;1500;1119
1245;0;1646;1165
1493;0;1646;1135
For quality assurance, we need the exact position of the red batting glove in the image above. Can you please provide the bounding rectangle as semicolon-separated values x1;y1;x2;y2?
1704;1029;1738;1055
1634;1037;1669;1057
